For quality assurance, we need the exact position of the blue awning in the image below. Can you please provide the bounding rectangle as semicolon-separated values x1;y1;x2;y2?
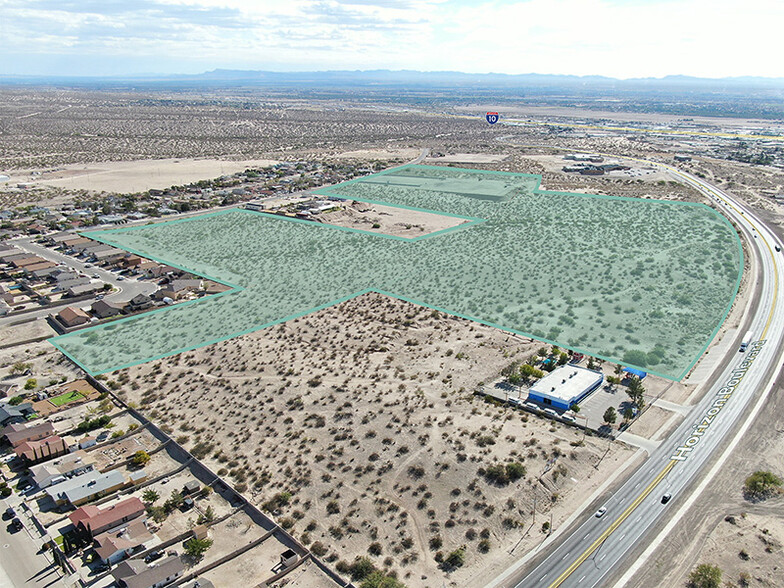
623;367;647;379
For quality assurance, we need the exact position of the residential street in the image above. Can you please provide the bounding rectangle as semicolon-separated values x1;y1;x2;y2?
0;498;66;588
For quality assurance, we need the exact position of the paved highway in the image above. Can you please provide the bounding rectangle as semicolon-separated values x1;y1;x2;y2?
490;165;784;588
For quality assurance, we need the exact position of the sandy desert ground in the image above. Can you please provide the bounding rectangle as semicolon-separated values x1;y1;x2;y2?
4;157;278;194
320;201;469;238
113;292;636;587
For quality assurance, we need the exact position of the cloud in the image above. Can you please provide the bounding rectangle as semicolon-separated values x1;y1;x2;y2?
0;0;781;77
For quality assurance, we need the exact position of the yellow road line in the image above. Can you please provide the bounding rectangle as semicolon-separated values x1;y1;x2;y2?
547;460;676;588
502;119;784;142
536;155;779;588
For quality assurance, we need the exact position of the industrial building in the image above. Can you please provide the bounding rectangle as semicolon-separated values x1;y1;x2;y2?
527;365;604;410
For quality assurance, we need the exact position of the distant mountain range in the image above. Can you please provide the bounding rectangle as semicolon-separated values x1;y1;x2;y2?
2;69;783;91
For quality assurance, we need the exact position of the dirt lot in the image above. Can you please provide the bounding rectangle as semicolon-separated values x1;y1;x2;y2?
5;158;279;195
114;292;635;587
320;201;469;238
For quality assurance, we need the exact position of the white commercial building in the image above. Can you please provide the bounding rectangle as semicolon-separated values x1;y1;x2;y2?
527;365;604;410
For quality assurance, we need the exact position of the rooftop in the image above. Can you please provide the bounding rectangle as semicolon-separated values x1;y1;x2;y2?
529;365;604;404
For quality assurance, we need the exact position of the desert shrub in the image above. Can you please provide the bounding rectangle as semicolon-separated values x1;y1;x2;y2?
348;556;376;581
360;571;405;588
743;470;783;500
441;546;466;569
687;564;722;588
310;541;328;557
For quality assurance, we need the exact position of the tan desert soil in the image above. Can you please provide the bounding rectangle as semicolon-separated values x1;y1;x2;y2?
114;292;634;587
4;158;279;194
319;201;469;237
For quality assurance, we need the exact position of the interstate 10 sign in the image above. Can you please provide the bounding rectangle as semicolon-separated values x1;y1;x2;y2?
486;112;499;124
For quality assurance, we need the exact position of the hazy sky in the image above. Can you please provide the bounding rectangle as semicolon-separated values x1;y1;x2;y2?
1;0;782;78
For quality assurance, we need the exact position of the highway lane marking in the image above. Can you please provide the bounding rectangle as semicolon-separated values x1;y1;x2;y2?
671;339;766;461
578;575;586;583
546;460;676;588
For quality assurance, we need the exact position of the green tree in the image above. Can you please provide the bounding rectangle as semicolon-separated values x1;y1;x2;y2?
142;489;159;504
163;491;184;513
348;556;376;581
360;571;406;588
743;470;783;500
148;505;166;523
622;406;635;423
687;563;722;588
8;396;24;406
184;537;213;559
521;364;544;381
442;546;466;569
603;407;617;426
131;450;151;466
24;379;37;390
570;403;580;414
197;505;215;524
627;376;646;409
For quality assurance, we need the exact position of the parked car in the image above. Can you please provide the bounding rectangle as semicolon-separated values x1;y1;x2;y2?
117;276;125;281
11;518;23;531
4;507;14;519
92;273;100;278
144;551;164;563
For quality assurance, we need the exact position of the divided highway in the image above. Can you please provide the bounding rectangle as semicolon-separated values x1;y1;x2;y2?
492;166;784;588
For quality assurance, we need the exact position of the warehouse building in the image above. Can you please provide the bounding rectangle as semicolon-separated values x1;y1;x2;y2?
527;365;604;411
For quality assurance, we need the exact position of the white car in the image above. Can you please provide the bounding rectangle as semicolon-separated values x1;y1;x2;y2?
594;507;607;518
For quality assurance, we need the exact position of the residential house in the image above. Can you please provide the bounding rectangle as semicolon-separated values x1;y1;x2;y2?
91;299;124;318
57;306;91;327
94;520;153;564
47;469;130;507
30;450;96;488
67;283;102;297
53;270;80;283
8;256;41;268
23;261;56;273
0;402;35;426
3;421;56;446
0;383;17;398
15;435;68;464
125;294;153;312
118;255;143;270
70;496;146;536
112;555;186;588
54;277;91;292
31;266;60;280
92;248;125;264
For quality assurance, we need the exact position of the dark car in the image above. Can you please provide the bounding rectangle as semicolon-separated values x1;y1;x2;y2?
11;518;23;531
4;507;14;519
144;551;164;563
661;493;672;504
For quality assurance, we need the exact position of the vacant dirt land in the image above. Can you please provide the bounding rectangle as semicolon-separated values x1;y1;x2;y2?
320;201;469;237
5;158;278;194
426;153;508;164
114;292;635;587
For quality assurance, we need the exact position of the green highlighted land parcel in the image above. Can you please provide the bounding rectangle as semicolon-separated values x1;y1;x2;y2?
50;165;742;379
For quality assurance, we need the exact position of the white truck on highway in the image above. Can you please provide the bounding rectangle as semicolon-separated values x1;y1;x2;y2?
739;330;754;352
